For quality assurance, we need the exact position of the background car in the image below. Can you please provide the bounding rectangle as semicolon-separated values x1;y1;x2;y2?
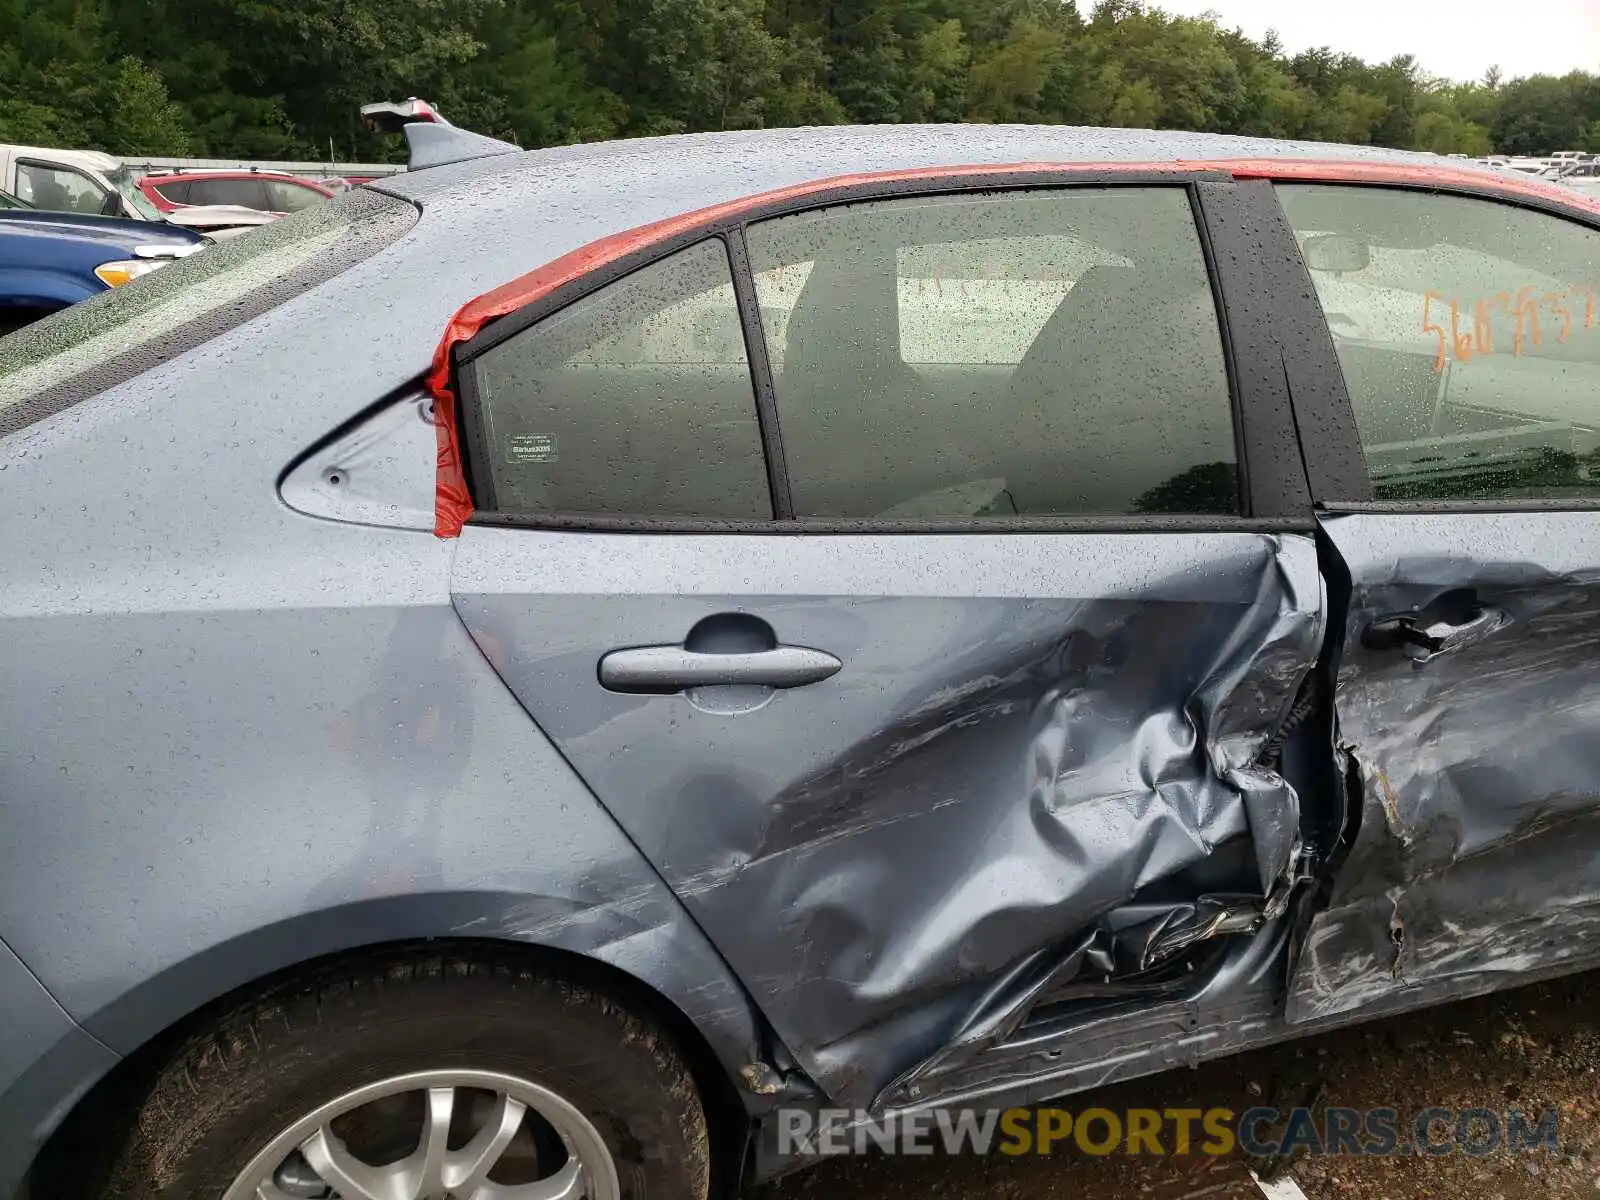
0;145;284;240
138;169;334;216
3;124;1600;1200
156;202;280;241
0;144;166;221
0;188;207;333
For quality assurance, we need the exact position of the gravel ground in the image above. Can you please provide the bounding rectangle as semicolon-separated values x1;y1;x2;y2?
756;970;1600;1200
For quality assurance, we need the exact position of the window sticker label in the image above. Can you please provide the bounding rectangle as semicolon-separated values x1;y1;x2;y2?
506;433;557;463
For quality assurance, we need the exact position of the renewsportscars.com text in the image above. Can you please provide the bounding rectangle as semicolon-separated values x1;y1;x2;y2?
773;1105;1560;1158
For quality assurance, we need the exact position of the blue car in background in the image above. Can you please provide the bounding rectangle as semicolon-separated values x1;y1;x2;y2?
0;189;207;335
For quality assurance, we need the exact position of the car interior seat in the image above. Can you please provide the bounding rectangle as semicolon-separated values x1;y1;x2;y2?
777;248;972;516
27;177;76;213
1003;263;1237;514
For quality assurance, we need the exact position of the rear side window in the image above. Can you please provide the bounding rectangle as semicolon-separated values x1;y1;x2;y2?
264;180;328;213
0;188;418;438
1279;184;1600;503
189;178;271;209
468;238;771;519
744;188;1238;518
151;180;193;204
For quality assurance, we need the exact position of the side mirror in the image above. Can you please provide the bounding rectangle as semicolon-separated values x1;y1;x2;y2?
1302;233;1370;273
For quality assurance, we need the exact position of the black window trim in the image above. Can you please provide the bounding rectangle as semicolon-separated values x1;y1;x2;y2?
725;226;794;519
1266;178;1600;514
452;169;1316;534
1192;179;1318;522
468;510;1311;534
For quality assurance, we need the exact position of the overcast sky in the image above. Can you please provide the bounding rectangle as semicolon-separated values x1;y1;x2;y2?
1155;0;1600;83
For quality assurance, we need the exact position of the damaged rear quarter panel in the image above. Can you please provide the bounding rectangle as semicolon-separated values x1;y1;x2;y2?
1289;511;1600;1022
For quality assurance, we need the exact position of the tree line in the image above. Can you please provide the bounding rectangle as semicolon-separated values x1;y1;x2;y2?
2;0;1597;164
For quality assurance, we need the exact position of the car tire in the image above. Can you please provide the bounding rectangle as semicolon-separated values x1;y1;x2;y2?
93;952;711;1200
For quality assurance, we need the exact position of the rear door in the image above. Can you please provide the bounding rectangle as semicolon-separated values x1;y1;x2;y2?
1274;181;1600;1022
446;176;1329;1107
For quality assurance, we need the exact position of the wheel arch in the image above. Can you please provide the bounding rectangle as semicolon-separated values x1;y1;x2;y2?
0;266;98;312
26;919;777;1199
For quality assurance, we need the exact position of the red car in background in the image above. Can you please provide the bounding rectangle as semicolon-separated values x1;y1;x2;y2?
137;170;334;216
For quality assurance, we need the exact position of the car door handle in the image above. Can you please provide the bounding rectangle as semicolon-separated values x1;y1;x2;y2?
1363;604;1510;662
598;643;842;693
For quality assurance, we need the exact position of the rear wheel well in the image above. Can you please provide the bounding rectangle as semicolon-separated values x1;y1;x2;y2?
29;938;753;1199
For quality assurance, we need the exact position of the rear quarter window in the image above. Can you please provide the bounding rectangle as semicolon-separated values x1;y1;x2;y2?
0;188;418;438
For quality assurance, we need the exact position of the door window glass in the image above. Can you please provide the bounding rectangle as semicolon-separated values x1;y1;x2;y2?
1279;184;1600;502
15;163;109;215
744;188;1238;518
468;238;770;519
189;178;270;209
263;180;327;212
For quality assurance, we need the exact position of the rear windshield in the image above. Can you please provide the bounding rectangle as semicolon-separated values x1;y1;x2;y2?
0;188;417;438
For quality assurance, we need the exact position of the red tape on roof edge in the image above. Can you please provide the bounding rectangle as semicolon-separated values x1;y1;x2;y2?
427;156;1600;537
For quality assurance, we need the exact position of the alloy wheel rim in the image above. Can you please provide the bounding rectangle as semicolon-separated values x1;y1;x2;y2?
221;1067;622;1200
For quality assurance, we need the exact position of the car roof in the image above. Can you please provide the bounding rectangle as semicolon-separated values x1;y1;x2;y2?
0;144;122;172
381;123;1511;201
378;124;1593;257
373;125;1596;329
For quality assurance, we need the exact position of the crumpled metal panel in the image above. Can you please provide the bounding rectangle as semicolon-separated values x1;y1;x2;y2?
1288;511;1600;1023
452;526;1324;1109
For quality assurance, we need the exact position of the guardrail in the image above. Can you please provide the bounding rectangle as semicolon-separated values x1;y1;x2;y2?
118;157;405;181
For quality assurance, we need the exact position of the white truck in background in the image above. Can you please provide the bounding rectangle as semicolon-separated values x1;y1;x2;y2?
0;146;165;220
0;145;272;239
0;144;403;240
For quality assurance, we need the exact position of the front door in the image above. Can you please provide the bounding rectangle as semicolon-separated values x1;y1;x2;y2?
447;177;1327;1107
1272;181;1600;1021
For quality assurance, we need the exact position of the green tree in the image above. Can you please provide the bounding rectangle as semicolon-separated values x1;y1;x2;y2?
1494;72;1598;153
454;5;623;147
2;0;1598;165
902;18;969;121
99;56;193;153
968;16;1063;122
1212;30;1312;139
761;32;849;125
